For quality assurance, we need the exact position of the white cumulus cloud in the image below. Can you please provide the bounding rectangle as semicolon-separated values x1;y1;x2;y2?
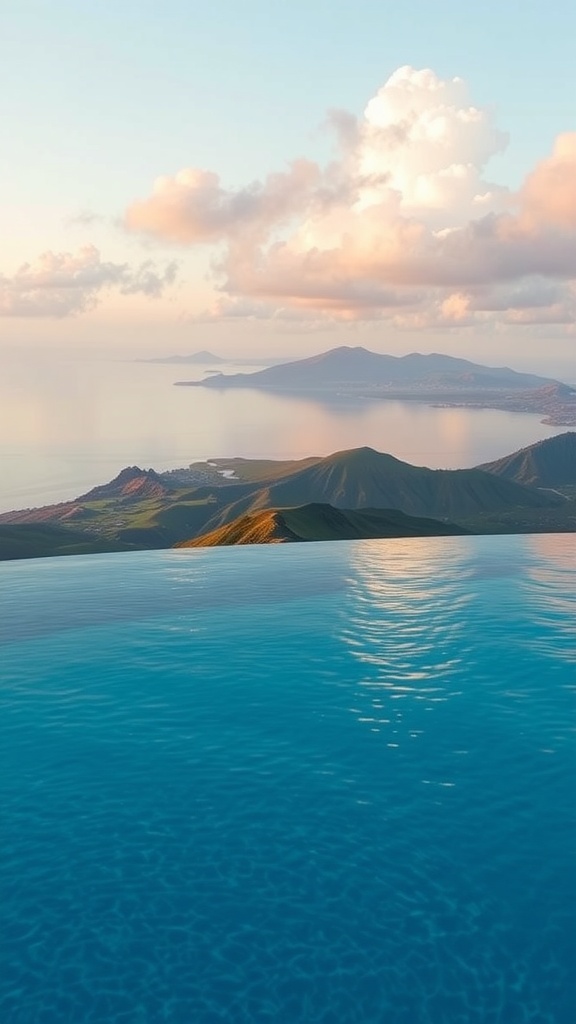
123;67;576;331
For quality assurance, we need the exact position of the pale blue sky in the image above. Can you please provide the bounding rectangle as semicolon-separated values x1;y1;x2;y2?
2;0;576;371
4;0;575;194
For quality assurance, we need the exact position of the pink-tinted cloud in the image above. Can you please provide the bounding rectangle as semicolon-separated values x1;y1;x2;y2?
125;161;324;244
520;133;576;229
0;246;178;318
124;66;576;329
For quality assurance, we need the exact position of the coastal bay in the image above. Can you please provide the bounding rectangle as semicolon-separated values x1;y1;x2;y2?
0;353;568;513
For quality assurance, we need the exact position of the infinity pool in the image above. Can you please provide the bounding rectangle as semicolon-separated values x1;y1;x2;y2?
1;535;575;1023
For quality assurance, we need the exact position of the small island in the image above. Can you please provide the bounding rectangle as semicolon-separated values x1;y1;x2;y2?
138;350;224;364
174;346;576;426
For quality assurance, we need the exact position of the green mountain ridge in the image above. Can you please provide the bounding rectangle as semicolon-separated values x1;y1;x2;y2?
177;503;470;547
187;446;562;535
1;434;574;560
0;524;133;561
476;431;576;488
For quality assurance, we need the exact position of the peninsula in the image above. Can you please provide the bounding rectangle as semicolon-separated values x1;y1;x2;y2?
175;346;576;426
1;433;574;560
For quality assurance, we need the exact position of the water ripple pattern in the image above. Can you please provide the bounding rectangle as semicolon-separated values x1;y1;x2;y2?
1;536;575;1024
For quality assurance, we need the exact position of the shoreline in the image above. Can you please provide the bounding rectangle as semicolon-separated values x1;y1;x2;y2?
174;381;576;427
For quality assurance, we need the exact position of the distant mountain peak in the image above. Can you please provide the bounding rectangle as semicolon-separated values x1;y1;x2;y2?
323;445;404;467
111;465;151;482
333;344;371;353
329;445;379;457
477;431;576;487
320;345;373;356
182;345;563;395
76;466;171;502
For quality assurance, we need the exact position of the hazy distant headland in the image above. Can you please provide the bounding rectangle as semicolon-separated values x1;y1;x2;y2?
175;346;576;426
139;350;225;364
139;350;288;367
1;433;574;560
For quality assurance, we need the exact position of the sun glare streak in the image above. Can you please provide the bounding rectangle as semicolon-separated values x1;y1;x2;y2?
336;538;475;740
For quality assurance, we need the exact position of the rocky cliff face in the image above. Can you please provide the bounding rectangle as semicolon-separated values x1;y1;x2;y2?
76;466;172;502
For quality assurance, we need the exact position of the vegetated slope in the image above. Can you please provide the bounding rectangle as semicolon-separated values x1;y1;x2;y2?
455;500;576;535
477;431;576;488
178;346;559;391
177;503;470;547
195;447;564;534
0;524;133;560
186;455;324;484
114;498;221;547
0;442;570;561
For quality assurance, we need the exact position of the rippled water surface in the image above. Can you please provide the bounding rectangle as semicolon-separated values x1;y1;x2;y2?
1;536;575;1023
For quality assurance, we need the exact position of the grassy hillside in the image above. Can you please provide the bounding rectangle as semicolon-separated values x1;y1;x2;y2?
0;441;571;560
0;524;133;560
177;503;470;548
194;455;324;484
477;432;576;488
192;447;563;535
456;498;576;535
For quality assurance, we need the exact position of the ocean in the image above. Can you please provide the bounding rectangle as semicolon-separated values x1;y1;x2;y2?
0;354;564;512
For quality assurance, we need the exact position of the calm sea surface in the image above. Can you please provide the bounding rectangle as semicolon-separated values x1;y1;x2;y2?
0;355;564;512
1;535;575;1023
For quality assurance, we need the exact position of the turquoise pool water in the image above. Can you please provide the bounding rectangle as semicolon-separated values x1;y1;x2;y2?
1;535;575;1023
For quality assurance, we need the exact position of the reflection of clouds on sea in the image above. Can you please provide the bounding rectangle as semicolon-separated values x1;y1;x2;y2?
337;537;475;742
433;408;472;467
523;534;576;663
528;533;576;570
